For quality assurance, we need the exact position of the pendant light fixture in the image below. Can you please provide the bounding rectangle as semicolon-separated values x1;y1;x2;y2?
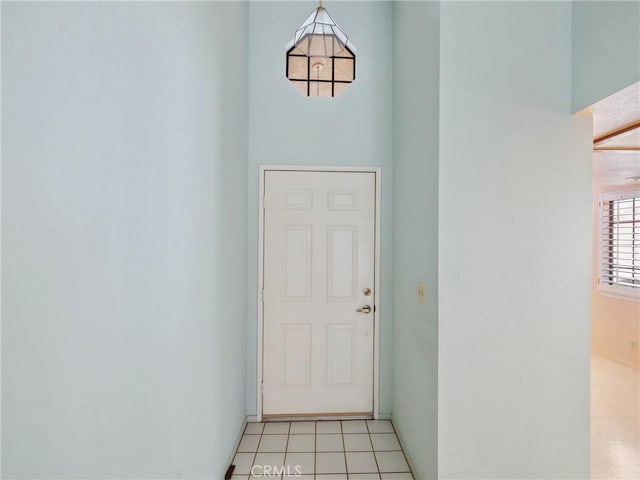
286;1;356;98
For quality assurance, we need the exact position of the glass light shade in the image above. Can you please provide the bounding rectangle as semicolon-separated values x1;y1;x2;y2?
294;7;348;57
286;44;355;97
286;5;356;98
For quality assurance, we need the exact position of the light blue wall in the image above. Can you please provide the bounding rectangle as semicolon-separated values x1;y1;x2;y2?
391;3;439;479
572;1;640;112
246;1;394;417
1;3;248;477
439;2;592;478
1;2;605;479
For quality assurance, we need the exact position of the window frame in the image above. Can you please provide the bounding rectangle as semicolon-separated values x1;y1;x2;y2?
598;188;640;301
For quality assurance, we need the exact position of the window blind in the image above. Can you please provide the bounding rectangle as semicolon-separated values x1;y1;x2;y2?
599;190;640;294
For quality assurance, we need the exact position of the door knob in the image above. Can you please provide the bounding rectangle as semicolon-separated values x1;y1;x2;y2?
356;305;372;314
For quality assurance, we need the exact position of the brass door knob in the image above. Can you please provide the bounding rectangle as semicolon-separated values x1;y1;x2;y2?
356;305;372;314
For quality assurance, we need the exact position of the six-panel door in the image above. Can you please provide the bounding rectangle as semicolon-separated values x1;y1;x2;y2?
262;170;376;416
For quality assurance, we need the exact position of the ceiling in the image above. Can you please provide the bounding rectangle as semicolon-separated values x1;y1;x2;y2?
593;150;640;186
584;82;640;187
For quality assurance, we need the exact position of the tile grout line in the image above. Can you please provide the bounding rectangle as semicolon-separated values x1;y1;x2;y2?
284;422;292;480
252;423;264;479
341;421;349;480
366;420;382;479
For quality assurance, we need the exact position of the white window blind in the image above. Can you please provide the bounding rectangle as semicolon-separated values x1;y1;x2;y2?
599;189;640;299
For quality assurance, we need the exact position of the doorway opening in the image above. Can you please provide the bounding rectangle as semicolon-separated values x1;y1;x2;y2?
584;82;640;480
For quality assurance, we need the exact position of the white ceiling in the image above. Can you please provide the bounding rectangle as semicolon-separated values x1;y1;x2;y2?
593;151;640;186
583;82;640;187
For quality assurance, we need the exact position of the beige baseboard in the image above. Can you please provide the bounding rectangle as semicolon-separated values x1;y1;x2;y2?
592;349;640;371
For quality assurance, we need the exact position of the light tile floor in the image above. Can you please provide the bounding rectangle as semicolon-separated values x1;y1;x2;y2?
591;354;640;480
232;420;413;480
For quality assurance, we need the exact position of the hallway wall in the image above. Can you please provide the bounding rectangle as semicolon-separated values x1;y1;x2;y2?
391;3;439;479
246;1;394;418
572;1;640;112
438;2;592;478
1;3;248;477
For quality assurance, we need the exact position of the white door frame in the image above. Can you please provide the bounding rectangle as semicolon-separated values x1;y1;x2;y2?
257;165;382;421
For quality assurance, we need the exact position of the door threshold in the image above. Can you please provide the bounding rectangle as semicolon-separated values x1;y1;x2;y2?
263;412;373;422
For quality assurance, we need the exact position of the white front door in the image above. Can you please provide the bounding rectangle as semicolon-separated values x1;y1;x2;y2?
262;170;377;416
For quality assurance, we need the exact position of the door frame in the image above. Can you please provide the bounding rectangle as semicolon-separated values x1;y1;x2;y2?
257;165;382;421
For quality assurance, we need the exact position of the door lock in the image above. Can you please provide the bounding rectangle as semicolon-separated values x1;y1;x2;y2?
356;305;372;314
